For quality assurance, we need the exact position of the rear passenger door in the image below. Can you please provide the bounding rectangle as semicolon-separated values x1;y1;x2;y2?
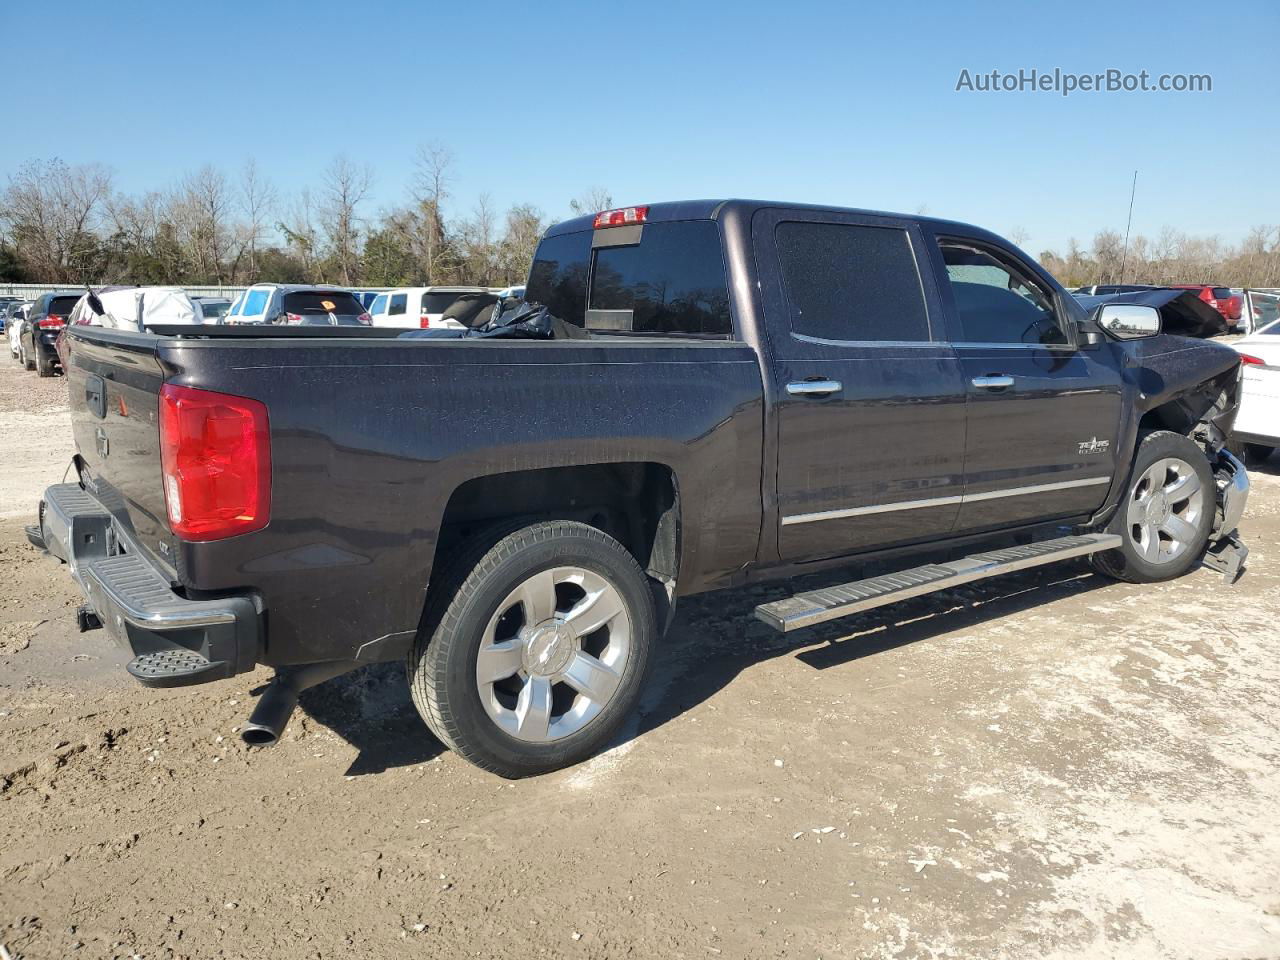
753;208;968;563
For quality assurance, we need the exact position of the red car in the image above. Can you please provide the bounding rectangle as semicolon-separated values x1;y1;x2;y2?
1171;284;1242;330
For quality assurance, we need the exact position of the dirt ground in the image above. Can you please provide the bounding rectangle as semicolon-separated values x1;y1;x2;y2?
1;357;1279;960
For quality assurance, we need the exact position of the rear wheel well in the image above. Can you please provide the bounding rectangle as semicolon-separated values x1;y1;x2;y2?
432;462;680;588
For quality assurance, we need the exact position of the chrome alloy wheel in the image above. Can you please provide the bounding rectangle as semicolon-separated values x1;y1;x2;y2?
1126;456;1205;565
475;566;631;743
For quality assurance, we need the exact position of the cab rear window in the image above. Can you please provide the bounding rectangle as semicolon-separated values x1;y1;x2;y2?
527;220;731;337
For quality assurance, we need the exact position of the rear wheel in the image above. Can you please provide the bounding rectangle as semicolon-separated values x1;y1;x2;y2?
1091;431;1213;583
408;521;656;778
35;348;54;377
1246;444;1275;464
21;342;34;371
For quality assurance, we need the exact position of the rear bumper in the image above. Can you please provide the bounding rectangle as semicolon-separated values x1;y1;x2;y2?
30;483;261;687
36;331;60;358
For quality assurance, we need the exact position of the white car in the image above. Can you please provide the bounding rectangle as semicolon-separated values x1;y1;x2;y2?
367;286;492;329
7;302;30;358
1230;318;1280;462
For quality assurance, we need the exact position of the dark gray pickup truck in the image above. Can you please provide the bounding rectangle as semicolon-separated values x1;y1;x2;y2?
31;199;1250;777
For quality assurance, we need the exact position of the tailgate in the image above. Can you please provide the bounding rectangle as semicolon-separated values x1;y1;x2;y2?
65;327;178;575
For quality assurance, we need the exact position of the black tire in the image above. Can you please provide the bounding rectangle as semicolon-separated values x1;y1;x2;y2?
1091;430;1214;583
22;343;34;371
35;348;54;377
408;521;656;778
1245;444;1275;464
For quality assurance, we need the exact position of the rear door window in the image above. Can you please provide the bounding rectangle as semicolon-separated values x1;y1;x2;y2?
774;222;930;342
369;293;388;315
587;220;731;336
388;293;407;316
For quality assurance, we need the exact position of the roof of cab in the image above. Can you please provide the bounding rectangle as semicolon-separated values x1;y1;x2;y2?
541;199;1006;247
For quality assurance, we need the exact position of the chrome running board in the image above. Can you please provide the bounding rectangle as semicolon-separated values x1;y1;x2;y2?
754;533;1121;632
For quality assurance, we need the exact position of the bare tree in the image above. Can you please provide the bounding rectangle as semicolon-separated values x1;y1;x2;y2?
280;188;321;282
319;156;373;284
240;159;276;282
412;143;453;281
173;165;235;283
1;158;112;281
498;203;545;283
458;194;498;285
569;187;613;218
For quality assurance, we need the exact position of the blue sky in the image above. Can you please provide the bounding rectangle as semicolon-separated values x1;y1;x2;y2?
4;0;1276;256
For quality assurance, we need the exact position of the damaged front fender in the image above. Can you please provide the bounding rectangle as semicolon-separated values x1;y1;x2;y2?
1125;336;1242;448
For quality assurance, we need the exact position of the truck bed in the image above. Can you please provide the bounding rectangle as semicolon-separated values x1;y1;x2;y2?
62;325;765;666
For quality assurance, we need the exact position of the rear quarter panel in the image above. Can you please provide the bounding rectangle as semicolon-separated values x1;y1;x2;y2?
163;337;764;665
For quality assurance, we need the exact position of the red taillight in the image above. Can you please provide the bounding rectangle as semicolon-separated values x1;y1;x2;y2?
358;312;372;326
159;384;271;541
593;205;649;229
38;315;65;329
1239;354;1264;366
419;314;431;328
284;312;304;325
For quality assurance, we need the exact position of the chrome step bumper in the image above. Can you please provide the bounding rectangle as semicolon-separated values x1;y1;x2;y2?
754;533;1121;632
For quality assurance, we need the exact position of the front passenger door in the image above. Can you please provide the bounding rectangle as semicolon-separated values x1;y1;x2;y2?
930;236;1123;534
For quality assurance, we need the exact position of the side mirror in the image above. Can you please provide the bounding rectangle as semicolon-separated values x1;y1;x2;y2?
1094;303;1160;340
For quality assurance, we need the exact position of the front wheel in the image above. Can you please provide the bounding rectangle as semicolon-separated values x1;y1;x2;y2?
1091;431;1214;583
21;343;34;371
408;521;656;778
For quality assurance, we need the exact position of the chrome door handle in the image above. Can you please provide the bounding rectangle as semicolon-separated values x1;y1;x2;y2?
971;375;1014;390
786;379;843;396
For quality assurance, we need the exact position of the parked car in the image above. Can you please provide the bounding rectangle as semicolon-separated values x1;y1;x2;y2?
5;301;30;356
1074;288;1227;339
67;287;203;333
353;290;384;311
1072;284;1161;296
223;284;370;326
191;296;232;323
367;286;492;329
1170;284;1242;330
20;291;80;376
1245;290;1280;335
0;295;21;332
1227;318;1280;462
31;199;1249;778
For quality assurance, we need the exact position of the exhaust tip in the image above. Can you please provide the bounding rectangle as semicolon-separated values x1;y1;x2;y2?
240;725;280;747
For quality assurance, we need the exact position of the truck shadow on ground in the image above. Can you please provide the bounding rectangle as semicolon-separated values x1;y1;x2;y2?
627;560;1115;748
301;558;1116;777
